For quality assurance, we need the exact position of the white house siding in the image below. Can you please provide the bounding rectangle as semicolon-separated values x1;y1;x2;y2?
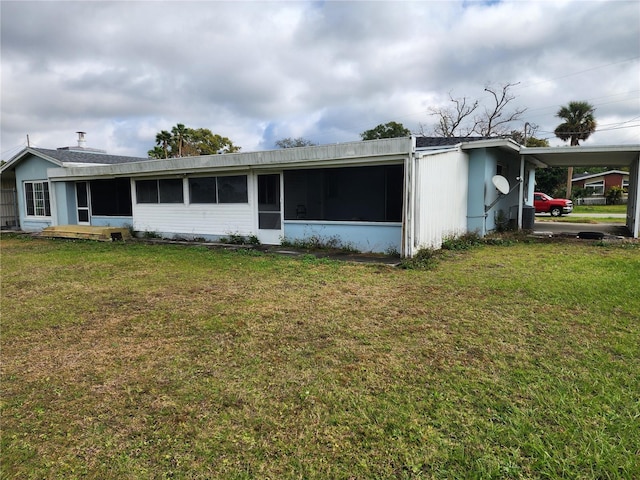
133;203;254;239
411;150;468;253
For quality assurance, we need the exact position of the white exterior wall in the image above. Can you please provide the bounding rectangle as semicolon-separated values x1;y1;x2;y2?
132;176;255;238
411;150;468;253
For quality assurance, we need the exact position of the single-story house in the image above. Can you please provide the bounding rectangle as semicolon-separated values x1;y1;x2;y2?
572;170;629;204
2;137;639;255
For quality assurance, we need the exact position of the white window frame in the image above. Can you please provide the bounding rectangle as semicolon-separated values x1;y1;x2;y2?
585;180;605;196
24;180;51;217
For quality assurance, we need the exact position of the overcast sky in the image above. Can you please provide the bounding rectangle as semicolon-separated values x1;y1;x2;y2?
1;0;639;160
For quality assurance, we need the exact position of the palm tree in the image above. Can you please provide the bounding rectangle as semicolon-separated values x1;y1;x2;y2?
171;123;190;157
554;101;597;196
554;101;596;146
155;130;172;159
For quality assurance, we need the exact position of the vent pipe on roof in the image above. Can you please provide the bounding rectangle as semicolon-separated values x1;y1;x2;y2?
77;131;87;148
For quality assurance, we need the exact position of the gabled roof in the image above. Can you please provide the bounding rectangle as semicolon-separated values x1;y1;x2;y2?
572;170;630;182
1;147;148;173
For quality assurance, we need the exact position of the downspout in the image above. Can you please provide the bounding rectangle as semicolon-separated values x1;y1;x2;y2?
518;154;525;229
403;137;416;257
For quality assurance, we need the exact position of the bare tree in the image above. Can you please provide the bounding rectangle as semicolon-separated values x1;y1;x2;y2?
422;93;479;137
423;83;526;138
475;83;527;136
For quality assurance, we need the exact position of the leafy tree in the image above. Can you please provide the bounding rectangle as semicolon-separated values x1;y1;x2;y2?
423;83;526;137
275;137;317;148
148;124;240;158
510;129;549;147
554;101;597;196
535;167;568;197
360;121;411;140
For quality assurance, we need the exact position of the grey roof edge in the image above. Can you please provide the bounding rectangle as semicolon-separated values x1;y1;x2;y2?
47;137;415;180
1;147;64;173
1;147;149;174
571;170;631;182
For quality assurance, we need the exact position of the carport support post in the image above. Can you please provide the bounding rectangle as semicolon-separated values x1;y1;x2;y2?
518;155;525;229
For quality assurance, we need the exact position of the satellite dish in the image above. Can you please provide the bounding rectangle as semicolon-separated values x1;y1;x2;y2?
492;175;510;195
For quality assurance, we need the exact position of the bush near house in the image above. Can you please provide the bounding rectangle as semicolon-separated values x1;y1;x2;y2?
1;235;639;479
606;186;625;205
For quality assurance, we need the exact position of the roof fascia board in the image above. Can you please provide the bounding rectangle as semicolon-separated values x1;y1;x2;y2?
571;170;630;182
460;138;521;152
48;153;409;181
47;138;413;180
1;147;64;173
521;145;640;167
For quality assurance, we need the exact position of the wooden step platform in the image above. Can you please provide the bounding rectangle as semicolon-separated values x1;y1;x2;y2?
40;225;131;241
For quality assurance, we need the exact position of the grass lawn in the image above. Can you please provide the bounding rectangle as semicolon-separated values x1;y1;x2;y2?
1;235;639;479
572;205;627;215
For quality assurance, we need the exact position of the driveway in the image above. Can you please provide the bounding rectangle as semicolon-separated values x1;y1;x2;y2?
533;221;631;238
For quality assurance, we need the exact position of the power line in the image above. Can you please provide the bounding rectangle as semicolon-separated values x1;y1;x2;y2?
514;56;640;90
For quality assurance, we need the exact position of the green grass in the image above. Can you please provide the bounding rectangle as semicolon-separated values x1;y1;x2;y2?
572;204;627;214
1;235;639;479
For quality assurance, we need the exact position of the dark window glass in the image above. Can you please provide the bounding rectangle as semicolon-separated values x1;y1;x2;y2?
136;180;158;203
90;178;132;216
43;183;51;216
283;165;403;222
218;175;248;203
25;182;34;216
259;212;281;229
189;177;217;203
76;182;88;208
159;179;184;203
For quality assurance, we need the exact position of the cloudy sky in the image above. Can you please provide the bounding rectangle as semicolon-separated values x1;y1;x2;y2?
1;0;639;160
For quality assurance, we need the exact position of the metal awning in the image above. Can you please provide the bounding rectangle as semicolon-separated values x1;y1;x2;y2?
521;145;640;168
522;144;640;239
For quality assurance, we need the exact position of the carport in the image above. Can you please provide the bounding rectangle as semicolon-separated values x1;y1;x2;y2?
521;145;640;238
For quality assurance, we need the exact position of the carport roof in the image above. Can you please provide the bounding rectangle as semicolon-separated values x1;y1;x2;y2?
521;145;640;168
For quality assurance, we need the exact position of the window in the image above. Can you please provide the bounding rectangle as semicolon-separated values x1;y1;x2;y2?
25;181;51;217
585;180;605;196
189;177;217;203
136;179;183;204
218;175;248;203
189;175;248;204
90;178;132;216
283;165;403;222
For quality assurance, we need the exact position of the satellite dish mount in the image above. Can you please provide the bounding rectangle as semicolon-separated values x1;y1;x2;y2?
485;175;521;213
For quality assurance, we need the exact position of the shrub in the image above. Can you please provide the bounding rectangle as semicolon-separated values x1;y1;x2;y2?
606;186;624;205
441;232;483;251
398;248;438;270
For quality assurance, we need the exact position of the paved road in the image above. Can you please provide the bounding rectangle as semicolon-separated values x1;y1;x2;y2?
562;213;626;218
533;221;631;237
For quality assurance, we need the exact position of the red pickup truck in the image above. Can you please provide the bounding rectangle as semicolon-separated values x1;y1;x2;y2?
534;192;573;217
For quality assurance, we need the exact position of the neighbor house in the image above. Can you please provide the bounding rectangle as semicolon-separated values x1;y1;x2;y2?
2;137;639;255
572;170;629;204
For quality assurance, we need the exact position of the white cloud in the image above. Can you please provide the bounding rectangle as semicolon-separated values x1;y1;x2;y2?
1;0;639;159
